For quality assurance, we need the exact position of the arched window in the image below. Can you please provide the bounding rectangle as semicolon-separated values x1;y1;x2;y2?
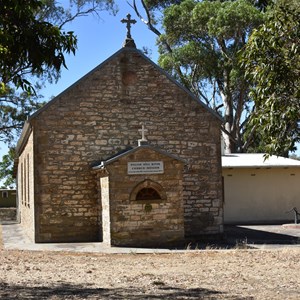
136;188;161;201
130;179;166;202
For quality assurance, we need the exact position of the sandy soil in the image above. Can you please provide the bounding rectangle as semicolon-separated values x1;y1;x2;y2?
0;247;299;300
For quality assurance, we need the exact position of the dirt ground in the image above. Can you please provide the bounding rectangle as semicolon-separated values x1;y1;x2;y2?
0;246;299;300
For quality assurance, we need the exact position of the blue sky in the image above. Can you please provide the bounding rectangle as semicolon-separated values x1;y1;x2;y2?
42;1;159;99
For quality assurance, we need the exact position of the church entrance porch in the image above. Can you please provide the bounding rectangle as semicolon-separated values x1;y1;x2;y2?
93;145;185;247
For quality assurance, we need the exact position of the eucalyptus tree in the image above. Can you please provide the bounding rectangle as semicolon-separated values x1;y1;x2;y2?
0;0;117;145
0;0;116;187
131;0;264;153
243;0;300;156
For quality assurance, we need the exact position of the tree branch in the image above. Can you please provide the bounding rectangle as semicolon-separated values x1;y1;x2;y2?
129;0;191;89
59;8;98;29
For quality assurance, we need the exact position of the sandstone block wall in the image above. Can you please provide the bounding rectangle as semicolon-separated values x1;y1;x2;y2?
0;208;17;222
18;131;35;241
27;48;222;242
97;147;185;247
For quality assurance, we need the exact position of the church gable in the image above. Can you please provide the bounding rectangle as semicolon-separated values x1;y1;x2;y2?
30;47;222;164
28;47;221;125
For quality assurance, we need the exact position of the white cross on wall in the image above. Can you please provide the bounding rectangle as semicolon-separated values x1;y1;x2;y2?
138;123;148;141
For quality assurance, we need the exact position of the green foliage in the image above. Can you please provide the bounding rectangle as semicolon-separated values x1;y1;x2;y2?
144;0;184;10
0;0;78;94
157;0;263;152
0;147;15;188
252;0;272;11
0;85;46;145
242;0;300;156
0;0;117;93
143;0;272;12
0;0;117;137
0;0;116;185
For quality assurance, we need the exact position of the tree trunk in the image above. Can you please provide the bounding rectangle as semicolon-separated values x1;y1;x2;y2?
220;69;237;154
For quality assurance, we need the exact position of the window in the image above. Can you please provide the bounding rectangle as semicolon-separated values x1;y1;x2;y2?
2;191;8;198
136;188;161;201
130;179;166;202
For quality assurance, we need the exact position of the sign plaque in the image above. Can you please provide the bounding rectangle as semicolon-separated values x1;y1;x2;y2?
128;161;164;175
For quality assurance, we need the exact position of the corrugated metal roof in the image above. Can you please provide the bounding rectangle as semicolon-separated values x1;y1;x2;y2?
222;153;300;168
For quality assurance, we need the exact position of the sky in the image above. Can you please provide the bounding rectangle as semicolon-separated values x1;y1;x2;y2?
42;1;159;99
0;0;159;156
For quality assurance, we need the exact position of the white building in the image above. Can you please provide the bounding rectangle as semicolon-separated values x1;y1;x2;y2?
222;154;300;224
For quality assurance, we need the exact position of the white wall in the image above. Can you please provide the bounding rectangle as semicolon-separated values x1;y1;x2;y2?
223;167;300;224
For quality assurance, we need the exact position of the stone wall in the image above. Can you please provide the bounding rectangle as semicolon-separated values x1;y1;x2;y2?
98;146;185;247
28;48;223;242
18;131;35;241
0;208;17;222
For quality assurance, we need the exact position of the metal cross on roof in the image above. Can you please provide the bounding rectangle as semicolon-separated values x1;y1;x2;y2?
121;14;137;39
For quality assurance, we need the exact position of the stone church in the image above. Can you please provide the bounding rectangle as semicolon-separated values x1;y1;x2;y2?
15;16;223;247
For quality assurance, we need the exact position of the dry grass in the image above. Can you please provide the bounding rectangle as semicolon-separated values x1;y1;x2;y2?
0;247;299;299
